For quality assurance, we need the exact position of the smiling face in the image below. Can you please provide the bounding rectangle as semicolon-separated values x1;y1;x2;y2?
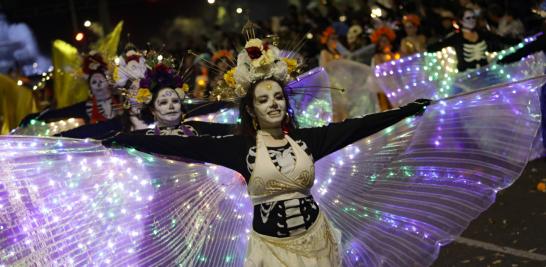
89;73;111;101
151;87;182;127
250;80;287;129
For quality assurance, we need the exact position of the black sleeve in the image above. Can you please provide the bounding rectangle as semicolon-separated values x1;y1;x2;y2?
56;117;123;139
499;34;546;64
105;134;248;174
22;102;89;126
185;121;237;136
427;32;458;52
481;31;520;52
295;102;427;161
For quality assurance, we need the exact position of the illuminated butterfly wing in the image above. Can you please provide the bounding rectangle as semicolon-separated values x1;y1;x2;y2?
313;77;544;266
0;137;251;266
324;59;380;118
285;67;333;127
374;36;544;107
10;118;85;136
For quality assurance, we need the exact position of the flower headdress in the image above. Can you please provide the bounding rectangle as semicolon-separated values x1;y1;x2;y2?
402;14;421;27
320;26;336;44
81;51;108;80
370;26;396;44
136;63;188;105
210;37;301;100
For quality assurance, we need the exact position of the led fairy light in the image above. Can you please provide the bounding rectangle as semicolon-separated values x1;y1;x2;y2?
373;35;544;107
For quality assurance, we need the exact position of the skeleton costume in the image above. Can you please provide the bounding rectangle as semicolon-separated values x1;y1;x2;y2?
106;102;428;266
427;10;518;72
105;37;430;266
19;52;121;126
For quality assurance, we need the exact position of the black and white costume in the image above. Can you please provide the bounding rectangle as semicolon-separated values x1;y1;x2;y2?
106;103;426;239
427;30;518;71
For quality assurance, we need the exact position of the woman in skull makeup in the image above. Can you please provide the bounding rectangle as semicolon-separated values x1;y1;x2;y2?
19;52;121;127
59;53;234;139
427;8;519;72
105;38;430;266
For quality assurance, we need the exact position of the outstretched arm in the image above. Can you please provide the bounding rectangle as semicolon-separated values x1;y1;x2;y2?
103;133;246;172
499;34;546;64
427;32;458;52
297;100;430;160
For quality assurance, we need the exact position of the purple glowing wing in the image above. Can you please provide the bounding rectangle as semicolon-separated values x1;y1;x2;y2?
373;36;543;107
10;118;84;136
371;48;458;107
285;67;333;127
313;77;544;266
324;59;380;119
0;137;251;266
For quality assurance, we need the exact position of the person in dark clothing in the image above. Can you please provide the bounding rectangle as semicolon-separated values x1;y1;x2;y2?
428;8;519;72
20;52;121;127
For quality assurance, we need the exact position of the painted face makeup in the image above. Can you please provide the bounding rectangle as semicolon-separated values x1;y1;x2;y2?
461;10;477;30
252;80;287;129
151;88;183;127
89;73;111;101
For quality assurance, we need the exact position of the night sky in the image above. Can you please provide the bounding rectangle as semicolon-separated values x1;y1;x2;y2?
1;0;290;56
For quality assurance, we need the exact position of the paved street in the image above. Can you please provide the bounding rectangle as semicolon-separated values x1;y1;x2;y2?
433;158;546;267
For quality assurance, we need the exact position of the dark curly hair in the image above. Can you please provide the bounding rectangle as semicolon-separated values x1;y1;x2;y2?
238;79;298;138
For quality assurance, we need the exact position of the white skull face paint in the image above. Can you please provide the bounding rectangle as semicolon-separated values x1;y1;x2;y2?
461;10;477;30
251;80;287;129
89;73;111;101
151;87;182;127
347;25;363;45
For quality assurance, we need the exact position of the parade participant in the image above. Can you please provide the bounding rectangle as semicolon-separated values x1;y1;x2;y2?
20;52;121;126
104;37;430;266
428;8;519;72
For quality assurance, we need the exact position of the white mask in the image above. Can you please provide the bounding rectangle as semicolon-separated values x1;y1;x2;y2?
151;88;182;127
89;73;111;101
251;80;287;129
126;59;147;80
460;10;477;30
347;25;363;45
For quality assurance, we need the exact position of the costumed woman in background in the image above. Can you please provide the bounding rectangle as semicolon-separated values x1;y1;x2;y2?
370;26;398;111
318;26;342;67
399;14;427;56
19;52;121;126
59;50;234;139
105;37;431;266
427;8;519;72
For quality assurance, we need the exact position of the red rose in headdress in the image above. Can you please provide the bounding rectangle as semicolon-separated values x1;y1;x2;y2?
245;47;262;60
82;52;107;76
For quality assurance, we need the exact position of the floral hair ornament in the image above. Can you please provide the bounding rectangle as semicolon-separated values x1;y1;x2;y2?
402;14;421;27
210;21;343;102
81;51;108;80
320;26;336;44
370;26;396;44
